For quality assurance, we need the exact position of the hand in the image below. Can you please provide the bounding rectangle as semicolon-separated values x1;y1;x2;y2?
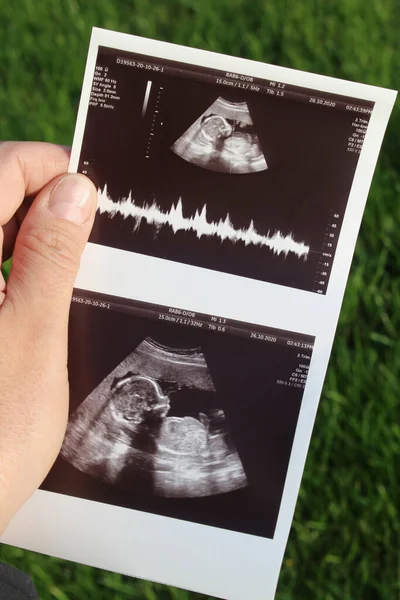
0;142;97;533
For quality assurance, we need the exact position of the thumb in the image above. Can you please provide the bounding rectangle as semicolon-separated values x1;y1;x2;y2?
5;173;97;325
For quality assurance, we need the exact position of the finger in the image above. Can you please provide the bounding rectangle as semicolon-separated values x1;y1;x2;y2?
0;142;70;226
4;173;97;330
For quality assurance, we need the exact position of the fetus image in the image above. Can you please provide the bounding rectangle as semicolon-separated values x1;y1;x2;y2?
171;97;268;174
61;338;247;498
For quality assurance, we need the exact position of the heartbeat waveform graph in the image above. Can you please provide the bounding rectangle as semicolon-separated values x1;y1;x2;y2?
97;185;310;259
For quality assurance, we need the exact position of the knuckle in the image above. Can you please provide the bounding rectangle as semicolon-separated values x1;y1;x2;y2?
0;140;17;157
0;141;22;169
22;224;80;275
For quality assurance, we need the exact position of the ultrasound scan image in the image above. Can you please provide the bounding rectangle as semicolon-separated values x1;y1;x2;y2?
78;47;373;293
42;302;312;538
171;97;268;174
61;337;247;498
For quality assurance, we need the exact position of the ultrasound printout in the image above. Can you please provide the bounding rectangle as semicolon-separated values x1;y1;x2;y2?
43;299;314;540
77;46;374;294
3;28;395;600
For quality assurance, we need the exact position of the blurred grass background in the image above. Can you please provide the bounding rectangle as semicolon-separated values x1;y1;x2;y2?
0;0;399;598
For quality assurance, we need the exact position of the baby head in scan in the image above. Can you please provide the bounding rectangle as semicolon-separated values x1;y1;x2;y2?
110;374;170;426
200;114;232;142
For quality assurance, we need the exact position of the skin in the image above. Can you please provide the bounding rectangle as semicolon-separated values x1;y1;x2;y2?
0;141;97;534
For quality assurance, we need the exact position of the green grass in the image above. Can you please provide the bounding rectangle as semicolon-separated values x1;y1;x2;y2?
0;0;399;598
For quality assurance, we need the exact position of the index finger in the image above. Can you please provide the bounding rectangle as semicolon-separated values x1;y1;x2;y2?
0;142;70;225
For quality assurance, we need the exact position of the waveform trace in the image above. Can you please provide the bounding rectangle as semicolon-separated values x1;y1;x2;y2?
97;185;310;259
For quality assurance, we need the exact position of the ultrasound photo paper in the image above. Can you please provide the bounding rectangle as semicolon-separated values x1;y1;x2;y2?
74;44;380;294
3;28;396;600
42;300;313;539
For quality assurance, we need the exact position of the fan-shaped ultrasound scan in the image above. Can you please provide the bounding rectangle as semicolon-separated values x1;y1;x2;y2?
61;338;247;498
171;97;268;174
